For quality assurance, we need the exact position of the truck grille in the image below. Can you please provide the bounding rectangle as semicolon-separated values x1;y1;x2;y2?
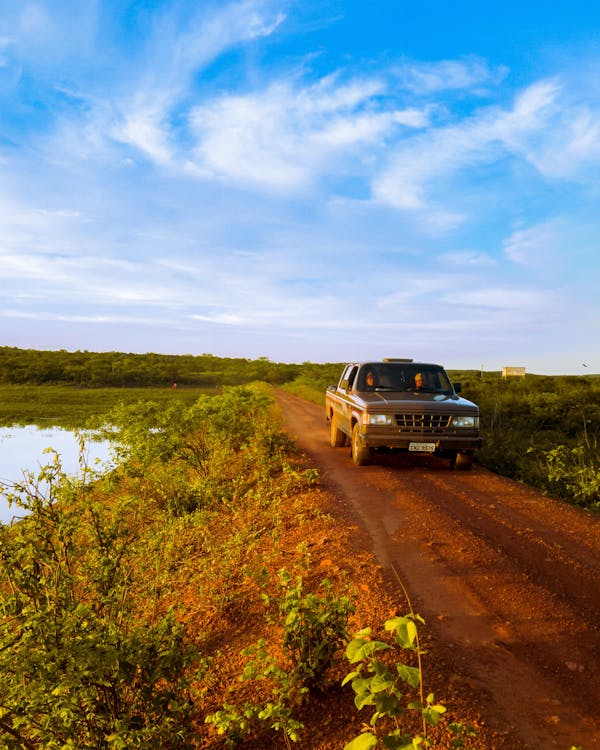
395;414;452;432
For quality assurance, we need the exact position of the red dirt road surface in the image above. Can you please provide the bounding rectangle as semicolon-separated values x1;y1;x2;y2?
276;390;600;750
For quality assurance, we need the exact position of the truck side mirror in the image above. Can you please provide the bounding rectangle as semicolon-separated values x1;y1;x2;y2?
453;382;462;393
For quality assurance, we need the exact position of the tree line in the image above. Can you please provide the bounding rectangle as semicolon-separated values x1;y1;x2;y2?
0;346;330;388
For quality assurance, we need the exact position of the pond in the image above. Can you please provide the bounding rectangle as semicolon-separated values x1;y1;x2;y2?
0;426;115;525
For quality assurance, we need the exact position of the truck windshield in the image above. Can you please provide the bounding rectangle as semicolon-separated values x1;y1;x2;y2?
358;364;453;393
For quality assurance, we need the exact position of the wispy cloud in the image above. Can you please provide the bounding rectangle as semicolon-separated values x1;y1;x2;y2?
503;221;562;267
439;251;496;266
394;56;508;94
371;80;562;215
188;76;428;190
444;287;552;309
109;2;288;160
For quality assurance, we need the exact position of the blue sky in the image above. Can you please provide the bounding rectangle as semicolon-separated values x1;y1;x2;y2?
1;1;599;374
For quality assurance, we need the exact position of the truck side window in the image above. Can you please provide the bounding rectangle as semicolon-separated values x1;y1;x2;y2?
347;366;358;391
339;365;353;390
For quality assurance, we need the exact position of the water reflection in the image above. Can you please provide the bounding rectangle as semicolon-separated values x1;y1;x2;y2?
0;426;114;525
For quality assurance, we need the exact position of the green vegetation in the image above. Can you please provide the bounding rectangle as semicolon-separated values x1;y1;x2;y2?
1;384;456;748
342;615;447;750
0;436;201;747
206;566;355;747
1;347;598;509
0;346;342;428
0;386;313;747
0;384;212;429
0;346;306;388
450;371;600;511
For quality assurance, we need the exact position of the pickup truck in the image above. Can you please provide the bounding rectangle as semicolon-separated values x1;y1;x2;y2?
325;358;482;469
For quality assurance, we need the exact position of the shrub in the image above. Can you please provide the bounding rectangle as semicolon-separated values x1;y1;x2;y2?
206;567;355;746
342;615;446;750
0;453;200;749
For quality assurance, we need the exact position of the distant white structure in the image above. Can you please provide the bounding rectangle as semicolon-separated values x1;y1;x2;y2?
502;366;526;379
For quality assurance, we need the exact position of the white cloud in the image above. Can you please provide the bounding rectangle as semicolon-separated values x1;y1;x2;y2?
489;79;600;180
189;77;428;190
444;287;551;309
439;251;496;266
503;221;562;266
395;56;508;94
111;105;174;165
371;120;495;212
29;2;288;167
370;79;568;217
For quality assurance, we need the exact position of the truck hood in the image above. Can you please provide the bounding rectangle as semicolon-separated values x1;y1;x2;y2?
358;391;478;411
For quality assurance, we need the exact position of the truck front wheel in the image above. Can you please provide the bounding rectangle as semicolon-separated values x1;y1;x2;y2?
453;451;474;470
351;424;371;466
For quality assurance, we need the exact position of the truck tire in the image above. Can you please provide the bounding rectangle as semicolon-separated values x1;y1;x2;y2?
351;423;371;466
330;415;346;447
453;452;473;470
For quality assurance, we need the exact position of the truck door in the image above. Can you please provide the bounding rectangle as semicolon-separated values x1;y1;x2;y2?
337;365;357;433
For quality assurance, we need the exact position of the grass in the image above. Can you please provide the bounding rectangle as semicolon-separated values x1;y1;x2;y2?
0;384;218;429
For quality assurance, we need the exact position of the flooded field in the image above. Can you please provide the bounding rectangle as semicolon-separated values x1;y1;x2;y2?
0;426;114;524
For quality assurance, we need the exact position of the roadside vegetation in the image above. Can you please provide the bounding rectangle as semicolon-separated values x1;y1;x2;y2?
1;384;470;749
450;370;600;511
0;346;598;510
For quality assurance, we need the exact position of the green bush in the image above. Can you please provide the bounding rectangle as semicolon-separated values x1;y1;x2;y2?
0;453;200;749
206;565;355;746
450;373;600;510
342;615;446;750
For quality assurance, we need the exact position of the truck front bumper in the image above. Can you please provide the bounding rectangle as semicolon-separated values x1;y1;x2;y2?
361;427;483;453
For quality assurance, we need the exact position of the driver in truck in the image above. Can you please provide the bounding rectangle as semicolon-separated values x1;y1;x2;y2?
365;370;377;389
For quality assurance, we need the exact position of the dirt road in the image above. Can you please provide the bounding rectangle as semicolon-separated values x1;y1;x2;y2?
276;390;600;750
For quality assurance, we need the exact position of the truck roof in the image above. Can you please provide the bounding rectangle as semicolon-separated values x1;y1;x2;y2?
352;359;445;369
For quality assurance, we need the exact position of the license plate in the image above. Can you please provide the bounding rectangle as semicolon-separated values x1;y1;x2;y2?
409;442;436;453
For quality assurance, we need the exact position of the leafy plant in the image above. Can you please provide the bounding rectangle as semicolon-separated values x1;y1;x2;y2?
544;439;600;510
207;638;306;749
342;613;446;749
0;449;200;749
206;567;355;746
271;568;355;692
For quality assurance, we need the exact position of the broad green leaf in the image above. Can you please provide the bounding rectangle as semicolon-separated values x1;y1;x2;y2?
351;676;372;695
370;672;395;693
422;704;447;726
373;691;401;716
346;638;391;663
396;663;421;688
355;691;376;710
345;732;379;750
342;669;362;686
386;616;418;649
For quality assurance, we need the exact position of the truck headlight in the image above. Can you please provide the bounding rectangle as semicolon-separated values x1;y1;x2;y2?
364;414;394;426
451;416;478;428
